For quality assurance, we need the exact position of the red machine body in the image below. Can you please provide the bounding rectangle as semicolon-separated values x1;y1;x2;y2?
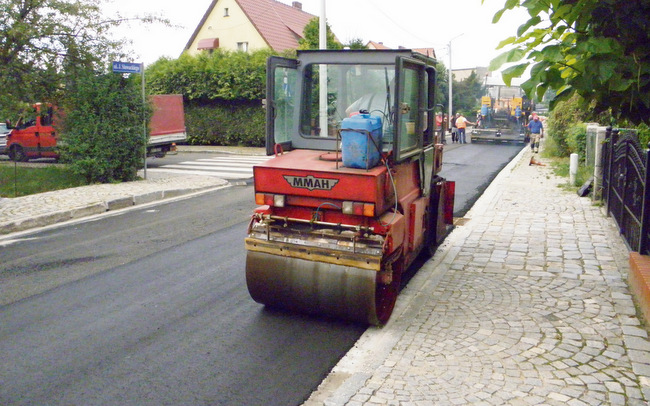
252;149;438;264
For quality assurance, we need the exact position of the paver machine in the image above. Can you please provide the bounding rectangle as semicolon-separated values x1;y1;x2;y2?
471;95;533;144
245;50;454;325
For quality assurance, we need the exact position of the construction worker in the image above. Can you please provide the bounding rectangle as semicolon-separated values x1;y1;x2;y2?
450;113;459;143
527;114;544;153
455;112;475;144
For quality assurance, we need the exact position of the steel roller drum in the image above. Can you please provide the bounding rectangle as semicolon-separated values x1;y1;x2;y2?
246;251;391;325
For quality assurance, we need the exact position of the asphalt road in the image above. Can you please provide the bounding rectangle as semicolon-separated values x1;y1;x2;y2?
0;142;523;405
440;142;524;216
0;186;366;406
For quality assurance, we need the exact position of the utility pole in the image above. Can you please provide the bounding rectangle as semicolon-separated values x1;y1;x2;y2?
318;0;328;136
447;33;464;128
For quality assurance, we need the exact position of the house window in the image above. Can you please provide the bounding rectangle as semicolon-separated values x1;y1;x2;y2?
237;42;249;52
224;8;229;16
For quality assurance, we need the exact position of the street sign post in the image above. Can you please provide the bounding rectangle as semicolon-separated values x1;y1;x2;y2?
113;61;147;179
112;61;142;74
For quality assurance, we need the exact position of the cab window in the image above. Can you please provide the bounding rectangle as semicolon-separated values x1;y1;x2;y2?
272;67;297;146
300;63;395;140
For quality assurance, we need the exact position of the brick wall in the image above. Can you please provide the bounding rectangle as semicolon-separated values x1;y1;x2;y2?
629;252;650;326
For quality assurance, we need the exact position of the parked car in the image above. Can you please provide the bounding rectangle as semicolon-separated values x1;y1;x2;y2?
0;122;9;154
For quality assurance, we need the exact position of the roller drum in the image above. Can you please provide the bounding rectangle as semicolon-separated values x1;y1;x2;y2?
246;251;387;325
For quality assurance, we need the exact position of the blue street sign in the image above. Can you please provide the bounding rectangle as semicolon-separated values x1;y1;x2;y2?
112;61;142;74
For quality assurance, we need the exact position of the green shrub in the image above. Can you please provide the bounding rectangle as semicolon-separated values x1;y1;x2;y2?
541;131;563;157
566;123;587;160
634;123;650;147
60;71;147;183
546;95;583;157
185;100;264;146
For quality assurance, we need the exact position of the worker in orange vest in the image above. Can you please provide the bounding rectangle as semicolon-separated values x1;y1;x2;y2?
455;112;475;144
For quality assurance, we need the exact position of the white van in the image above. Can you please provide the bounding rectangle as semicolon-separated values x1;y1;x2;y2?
0;123;9;153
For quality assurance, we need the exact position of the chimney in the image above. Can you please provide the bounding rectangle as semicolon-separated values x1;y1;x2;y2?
292;2;302;10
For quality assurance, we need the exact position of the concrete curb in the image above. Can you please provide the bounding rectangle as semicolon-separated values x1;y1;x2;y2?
0;147;258;236
0;203;107;235
0;182;229;235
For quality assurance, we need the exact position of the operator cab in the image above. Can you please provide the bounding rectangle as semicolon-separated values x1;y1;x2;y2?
266;50;439;165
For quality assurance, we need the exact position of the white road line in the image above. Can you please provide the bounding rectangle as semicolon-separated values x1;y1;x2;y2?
150;155;269;179
145;168;253;179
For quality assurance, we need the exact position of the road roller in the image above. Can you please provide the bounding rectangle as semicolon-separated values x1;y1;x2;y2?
245;50;454;325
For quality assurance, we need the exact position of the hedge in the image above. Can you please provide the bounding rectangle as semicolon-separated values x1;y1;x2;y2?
184;100;265;147
146;50;272;101
146;49;277;146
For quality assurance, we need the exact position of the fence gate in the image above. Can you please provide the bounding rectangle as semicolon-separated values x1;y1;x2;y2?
602;128;650;255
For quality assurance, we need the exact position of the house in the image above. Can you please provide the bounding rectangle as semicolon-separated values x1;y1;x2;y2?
366;41;390;50
184;0;315;55
366;41;436;59
453;67;490;82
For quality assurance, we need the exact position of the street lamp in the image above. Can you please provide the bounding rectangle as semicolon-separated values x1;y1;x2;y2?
319;0;328;136
447;33;464;128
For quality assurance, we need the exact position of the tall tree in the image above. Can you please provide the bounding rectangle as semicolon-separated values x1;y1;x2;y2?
0;0;164;118
453;71;484;115
488;0;650;125
298;17;342;50
433;62;449;115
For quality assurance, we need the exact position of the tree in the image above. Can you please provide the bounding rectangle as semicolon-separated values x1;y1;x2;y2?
60;70;147;183
298;17;343;50
434;62;449;114
453;71;484;116
0;0;166;119
488;0;650;125
345;38;368;50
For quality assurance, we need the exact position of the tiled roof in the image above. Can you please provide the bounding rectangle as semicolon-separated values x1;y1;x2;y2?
185;0;315;53
412;48;436;59
237;0;315;52
366;41;390;50
366;41;437;59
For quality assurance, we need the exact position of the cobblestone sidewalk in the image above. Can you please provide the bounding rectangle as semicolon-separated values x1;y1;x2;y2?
305;148;650;405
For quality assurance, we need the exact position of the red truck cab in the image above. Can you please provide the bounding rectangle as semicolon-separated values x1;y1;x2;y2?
4;96;186;162
6;103;59;161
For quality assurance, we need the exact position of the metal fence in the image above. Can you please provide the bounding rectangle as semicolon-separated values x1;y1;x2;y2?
601;127;650;255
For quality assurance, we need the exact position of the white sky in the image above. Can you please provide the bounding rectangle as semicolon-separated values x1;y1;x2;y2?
103;0;529;71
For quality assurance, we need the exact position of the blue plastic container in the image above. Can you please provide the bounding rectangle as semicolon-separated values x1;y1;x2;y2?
340;114;383;169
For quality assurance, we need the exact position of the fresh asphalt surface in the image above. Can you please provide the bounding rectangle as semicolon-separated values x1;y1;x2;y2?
0;142;523;405
440;142;524;216
0;187;366;406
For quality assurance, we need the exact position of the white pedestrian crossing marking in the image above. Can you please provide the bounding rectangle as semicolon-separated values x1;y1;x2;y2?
149;155;270;179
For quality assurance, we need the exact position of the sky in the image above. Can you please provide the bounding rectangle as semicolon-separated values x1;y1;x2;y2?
103;0;530;72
